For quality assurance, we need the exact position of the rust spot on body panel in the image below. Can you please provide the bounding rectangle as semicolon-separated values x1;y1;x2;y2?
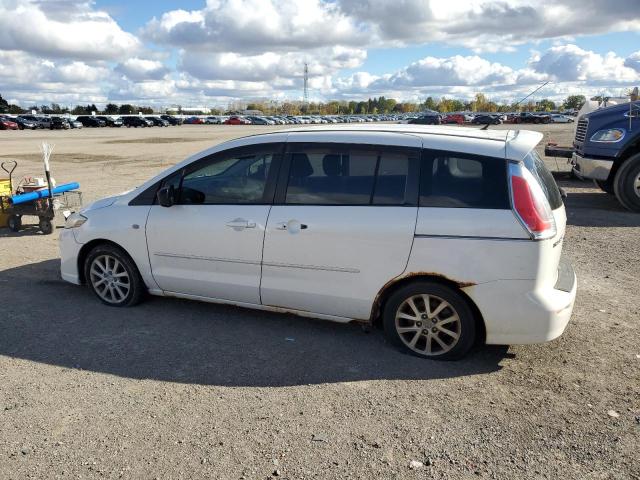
369;271;477;324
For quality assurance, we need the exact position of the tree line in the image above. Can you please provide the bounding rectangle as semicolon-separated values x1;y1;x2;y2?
1;93;587;116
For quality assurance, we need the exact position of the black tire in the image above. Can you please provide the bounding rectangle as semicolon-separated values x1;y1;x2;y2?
38;218;53;235
594;179;614;194
613;153;640;212
84;244;145;307
382;281;476;360
8;215;21;232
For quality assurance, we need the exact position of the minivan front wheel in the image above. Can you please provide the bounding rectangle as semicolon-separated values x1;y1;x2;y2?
84;244;144;307
383;282;476;360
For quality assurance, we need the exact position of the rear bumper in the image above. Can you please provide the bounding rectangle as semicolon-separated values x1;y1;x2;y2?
571;152;613;181
466;259;577;345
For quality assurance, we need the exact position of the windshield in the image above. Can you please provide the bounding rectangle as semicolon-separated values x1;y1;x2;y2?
524;149;563;210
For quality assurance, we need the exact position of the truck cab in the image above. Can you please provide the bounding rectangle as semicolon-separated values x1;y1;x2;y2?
549;100;640;212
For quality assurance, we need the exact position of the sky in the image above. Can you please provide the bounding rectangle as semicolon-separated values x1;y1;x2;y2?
1;0;640;109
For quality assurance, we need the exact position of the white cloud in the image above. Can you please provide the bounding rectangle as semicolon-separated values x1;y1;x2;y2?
115;58;170;81
529;44;640;84
180;47;366;82
338;0;640;52
143;0;366;53
0;0;141;60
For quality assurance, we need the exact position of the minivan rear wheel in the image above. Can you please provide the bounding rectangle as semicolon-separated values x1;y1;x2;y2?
383;282;476;360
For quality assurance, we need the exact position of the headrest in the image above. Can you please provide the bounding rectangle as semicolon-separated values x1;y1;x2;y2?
290;153;313;178
322;154;342;177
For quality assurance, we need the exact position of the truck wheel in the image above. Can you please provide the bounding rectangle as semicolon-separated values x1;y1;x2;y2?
594;179;614;194
8;215;21;232
613;153;640;212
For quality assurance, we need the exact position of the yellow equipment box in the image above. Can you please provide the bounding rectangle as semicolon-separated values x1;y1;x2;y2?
0;178;11;227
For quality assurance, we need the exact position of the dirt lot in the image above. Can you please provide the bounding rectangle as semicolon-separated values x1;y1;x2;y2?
0;124;638;479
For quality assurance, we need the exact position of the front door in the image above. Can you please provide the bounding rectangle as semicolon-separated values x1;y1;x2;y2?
260;135;421;320
146;143;283;304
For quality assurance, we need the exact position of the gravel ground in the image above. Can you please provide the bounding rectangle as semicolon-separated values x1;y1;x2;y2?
0;124;638;479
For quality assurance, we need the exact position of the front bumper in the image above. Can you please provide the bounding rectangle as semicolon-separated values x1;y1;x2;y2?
571;152;614;181
59;228;83;284
465;259;577;345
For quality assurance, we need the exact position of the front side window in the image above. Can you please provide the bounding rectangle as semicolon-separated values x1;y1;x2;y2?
284;145;413;205
178;146;278;204
420;152;510;209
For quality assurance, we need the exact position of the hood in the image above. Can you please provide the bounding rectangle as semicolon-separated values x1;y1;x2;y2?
80;190;131;213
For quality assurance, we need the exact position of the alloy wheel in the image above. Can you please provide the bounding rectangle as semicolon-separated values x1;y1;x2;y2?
89;254;131;304
395;294;461;356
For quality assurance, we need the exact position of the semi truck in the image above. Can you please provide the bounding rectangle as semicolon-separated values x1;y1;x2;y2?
546;97;640;212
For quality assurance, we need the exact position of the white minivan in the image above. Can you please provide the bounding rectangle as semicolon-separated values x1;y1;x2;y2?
60;125;576;359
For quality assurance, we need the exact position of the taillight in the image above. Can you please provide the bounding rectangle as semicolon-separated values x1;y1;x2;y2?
509;162;556;240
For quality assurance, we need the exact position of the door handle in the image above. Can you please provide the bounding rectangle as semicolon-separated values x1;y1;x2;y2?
275;220;308;232
226;218;256;230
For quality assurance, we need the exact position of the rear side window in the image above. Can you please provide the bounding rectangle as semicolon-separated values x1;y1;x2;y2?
420;151;510;209
284;145;414;205
524;150;563;210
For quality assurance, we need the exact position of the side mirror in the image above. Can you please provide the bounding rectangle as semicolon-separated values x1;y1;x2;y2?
157;185;176;207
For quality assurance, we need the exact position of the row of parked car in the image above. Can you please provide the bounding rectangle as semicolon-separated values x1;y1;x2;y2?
0;111;577;131
405;111;576;126
0;114;184;130
182;114;410;125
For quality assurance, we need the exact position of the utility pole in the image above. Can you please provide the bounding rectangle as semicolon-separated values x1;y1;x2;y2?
303;63;309;110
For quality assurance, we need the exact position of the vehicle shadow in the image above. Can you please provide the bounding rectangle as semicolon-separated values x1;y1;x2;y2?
558;179;640;227
0;259;508;387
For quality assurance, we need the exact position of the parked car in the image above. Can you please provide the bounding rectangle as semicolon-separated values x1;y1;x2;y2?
67;118;83;129
442;114;465;125
246;116;273;125
76;116;106;127
49;117;70;129
472;114;502;125
97;116;123;127
183;116;205;125
408;114;441;125
59;125;576;360
160;115;183;125
0;116;19;130
15;116;38;130
224;116;251;125
514;112;551;124
549;114;574;123
18;115;51;128
146;116;170;127
122;116;153;128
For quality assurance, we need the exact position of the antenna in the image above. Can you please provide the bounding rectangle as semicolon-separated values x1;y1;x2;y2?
303;63;309;108
514;81;550;110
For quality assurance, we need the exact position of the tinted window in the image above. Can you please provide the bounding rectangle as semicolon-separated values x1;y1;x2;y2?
524;150;563;209
284;146;411;205
420;152;509;209
179;149;275;204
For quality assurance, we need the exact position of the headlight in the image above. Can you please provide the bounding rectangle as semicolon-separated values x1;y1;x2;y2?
590;128;625;142
64;212;87;229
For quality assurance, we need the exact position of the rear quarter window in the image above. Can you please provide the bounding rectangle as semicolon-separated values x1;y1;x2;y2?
524;150;563;210
419;151;510;209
